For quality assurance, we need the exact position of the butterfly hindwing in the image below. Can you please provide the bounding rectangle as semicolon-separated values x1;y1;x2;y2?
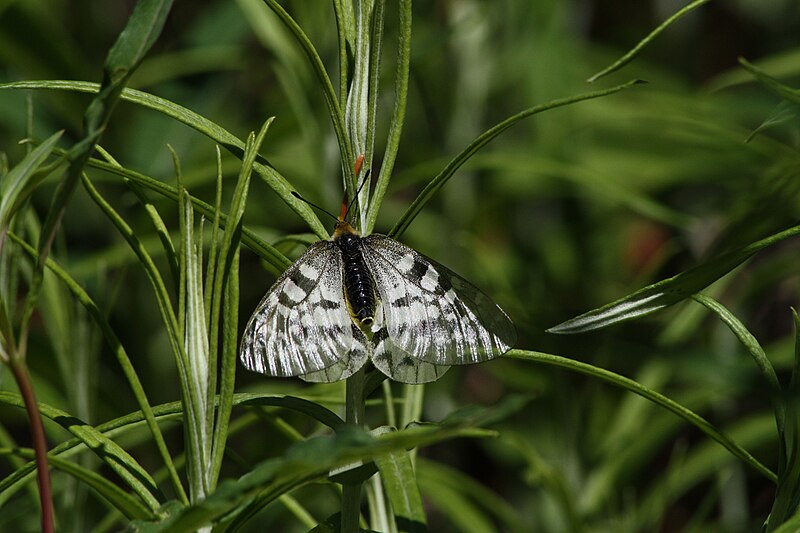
240;242;359;377
299;323;370;383
361;235;517;367
371;304;450;384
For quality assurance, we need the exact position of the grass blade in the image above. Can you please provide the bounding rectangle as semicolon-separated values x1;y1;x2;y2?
7;231;188;503
373;428;426;533
0;448;154;520
0;393;164;511
739;57;800;104
209;119;272;488
504;349;776;482
587;0;711;83
365;0;411;234
0;130;63;239
549;223;800;333
262;0;355;189
80;155;291;272
692;294;784;429
0;81;328;239
389;80;643;239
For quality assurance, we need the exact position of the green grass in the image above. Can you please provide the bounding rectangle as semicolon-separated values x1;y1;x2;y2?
1;1;799;531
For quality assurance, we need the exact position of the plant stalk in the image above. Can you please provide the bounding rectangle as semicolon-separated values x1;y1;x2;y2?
341;366;366;533
9;358;54;533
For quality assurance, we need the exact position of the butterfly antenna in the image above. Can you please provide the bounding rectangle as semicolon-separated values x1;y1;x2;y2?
291;191;339;223
343;161;371;222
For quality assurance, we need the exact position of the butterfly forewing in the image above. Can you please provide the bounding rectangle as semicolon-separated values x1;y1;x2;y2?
361;235;517;367
240;242;361;377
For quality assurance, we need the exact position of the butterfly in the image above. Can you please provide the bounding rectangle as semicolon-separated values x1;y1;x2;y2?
240;209;516;384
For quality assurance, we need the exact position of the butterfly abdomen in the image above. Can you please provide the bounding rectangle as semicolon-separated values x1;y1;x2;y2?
335;232;376;326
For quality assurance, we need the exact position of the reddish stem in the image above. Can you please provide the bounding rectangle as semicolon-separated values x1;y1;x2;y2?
10;359;55;533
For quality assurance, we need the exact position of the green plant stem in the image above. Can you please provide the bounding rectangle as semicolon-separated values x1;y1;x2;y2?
8;358;54;533
342;367;366;533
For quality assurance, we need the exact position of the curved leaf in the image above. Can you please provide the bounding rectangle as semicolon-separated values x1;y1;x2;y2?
504;350;776;482
587;0;711;82
0;448;154;520
548;223;800;333
0;80;328;239
389;80;643;239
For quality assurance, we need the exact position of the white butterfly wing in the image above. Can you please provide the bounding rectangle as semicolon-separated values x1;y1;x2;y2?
362;235;516;367
299;323;369;383
240;242;365;378
370;304;450;384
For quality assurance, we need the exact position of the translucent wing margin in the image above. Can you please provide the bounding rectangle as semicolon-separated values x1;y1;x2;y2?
362;235;516;367
240;242;363;378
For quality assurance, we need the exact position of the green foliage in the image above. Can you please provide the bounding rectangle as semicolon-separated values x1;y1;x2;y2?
0;1;799;532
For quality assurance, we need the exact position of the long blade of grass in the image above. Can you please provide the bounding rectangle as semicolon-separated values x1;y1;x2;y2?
389;80;643;239
0;448;154;520
0;81;328;239
180;187;212;503
209;119;271;489
19;0;173;351
739;57;800;104
138;400;516;532
766;309;800;532
0;392;343;508
0;394;164;511
373;428;427;533
548;223;800;333
262;0;355;188
0;130;63;241
6;231;189;503
96;145;180;285
692;294;784;428
79;155;291;271
331;0;352;104
587;0;711;83
365;0;411;234
504;349;776;482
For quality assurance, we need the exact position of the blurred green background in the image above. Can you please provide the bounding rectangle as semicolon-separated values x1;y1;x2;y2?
1;0;800;531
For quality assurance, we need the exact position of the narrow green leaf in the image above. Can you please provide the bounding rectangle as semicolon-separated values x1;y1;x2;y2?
0;392;342;508
0;81;328;239
262;0;355;190
692;294;784;428
548;223;800;333
740;57;800;104
0;130;63;233
79;154;291;272
0;448;154;520
209;119;272;489
365;0;411;234
135;400;516;531
96;145;180;286
373;429;427;533
766;309;800;532
6;231;189;503
587;0;711;83
745;101;800;143
0;394;164;511
180;187;212;503
19;0;173;357
104;0;173;83
772;514;800;533
504;350;776;482
389;80;643;239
